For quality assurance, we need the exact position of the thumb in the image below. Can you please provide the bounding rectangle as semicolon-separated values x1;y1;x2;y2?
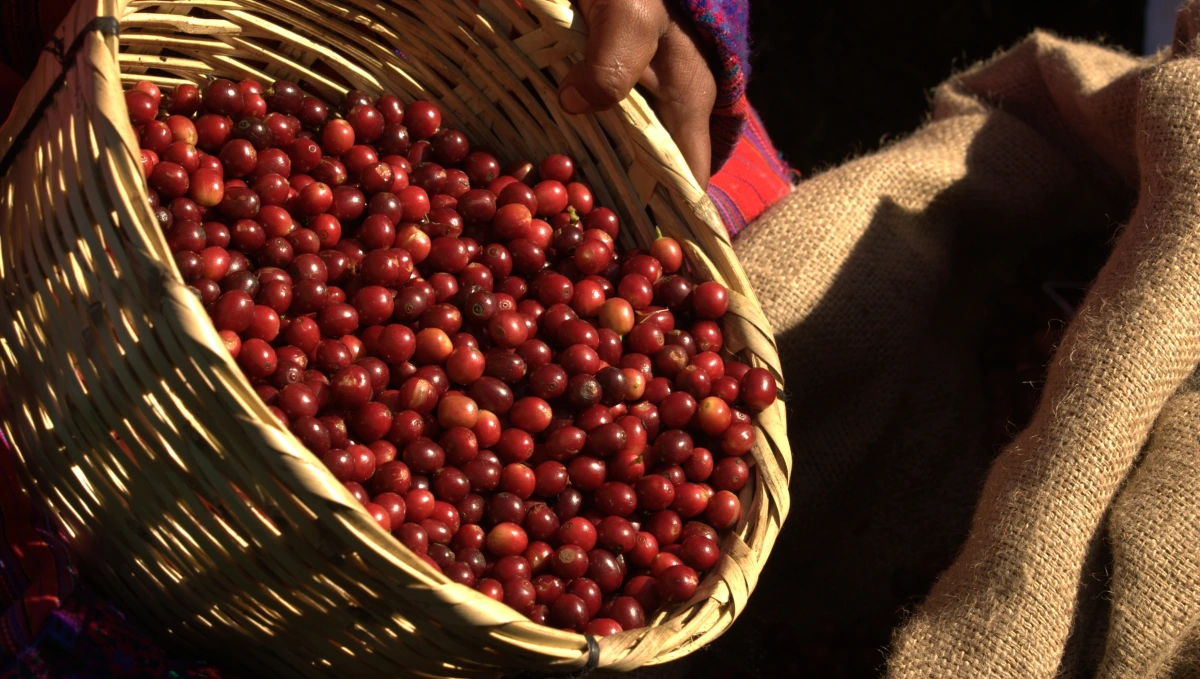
559;0;668;114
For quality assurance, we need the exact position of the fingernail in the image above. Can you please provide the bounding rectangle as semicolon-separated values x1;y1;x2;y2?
559;86;589;114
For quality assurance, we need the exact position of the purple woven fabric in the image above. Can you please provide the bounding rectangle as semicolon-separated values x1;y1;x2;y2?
676;0;752;172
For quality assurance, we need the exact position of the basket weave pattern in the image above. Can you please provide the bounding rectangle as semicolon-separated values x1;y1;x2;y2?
0;0;791;675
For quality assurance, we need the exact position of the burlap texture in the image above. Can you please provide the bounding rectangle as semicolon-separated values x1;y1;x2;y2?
721;5;1200;677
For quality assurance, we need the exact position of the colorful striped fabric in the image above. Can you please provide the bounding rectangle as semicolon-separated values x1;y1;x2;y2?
0;428;74;661
1;438;238;677
708;106;795;236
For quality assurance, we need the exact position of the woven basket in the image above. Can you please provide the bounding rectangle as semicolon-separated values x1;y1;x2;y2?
0;0;791;675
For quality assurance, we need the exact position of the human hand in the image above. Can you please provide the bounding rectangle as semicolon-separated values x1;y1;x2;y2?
558;0;718;188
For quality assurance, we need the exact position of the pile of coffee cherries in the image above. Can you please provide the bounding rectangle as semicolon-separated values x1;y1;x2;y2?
126;76;777;636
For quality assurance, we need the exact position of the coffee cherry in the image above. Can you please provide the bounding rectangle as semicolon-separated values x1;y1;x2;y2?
740;367;778;411
696;396;732;436
721;422;756;456
548;544;587;581
205;79;244;116
550;594;590;632
558;516;597;551
486;522;528;557
405;101;442;139
149;162;190;199
656;564;699;604
165;83;200;115
321;119;355;155
534;154;571;183
692;281;729;319
238;338;277;378
705;490;741;530
594;482;637;517
711;457;749;493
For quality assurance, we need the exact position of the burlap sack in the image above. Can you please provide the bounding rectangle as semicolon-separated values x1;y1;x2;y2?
629;4;1200;678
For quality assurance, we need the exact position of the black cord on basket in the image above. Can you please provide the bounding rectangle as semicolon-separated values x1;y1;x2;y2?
0;16;120;179
43;17;120;66
507;634;600;679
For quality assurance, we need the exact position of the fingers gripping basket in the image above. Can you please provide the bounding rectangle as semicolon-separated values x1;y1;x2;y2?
0;0;791;674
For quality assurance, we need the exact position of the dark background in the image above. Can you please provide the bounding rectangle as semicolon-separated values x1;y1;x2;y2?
747;0;1147;174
